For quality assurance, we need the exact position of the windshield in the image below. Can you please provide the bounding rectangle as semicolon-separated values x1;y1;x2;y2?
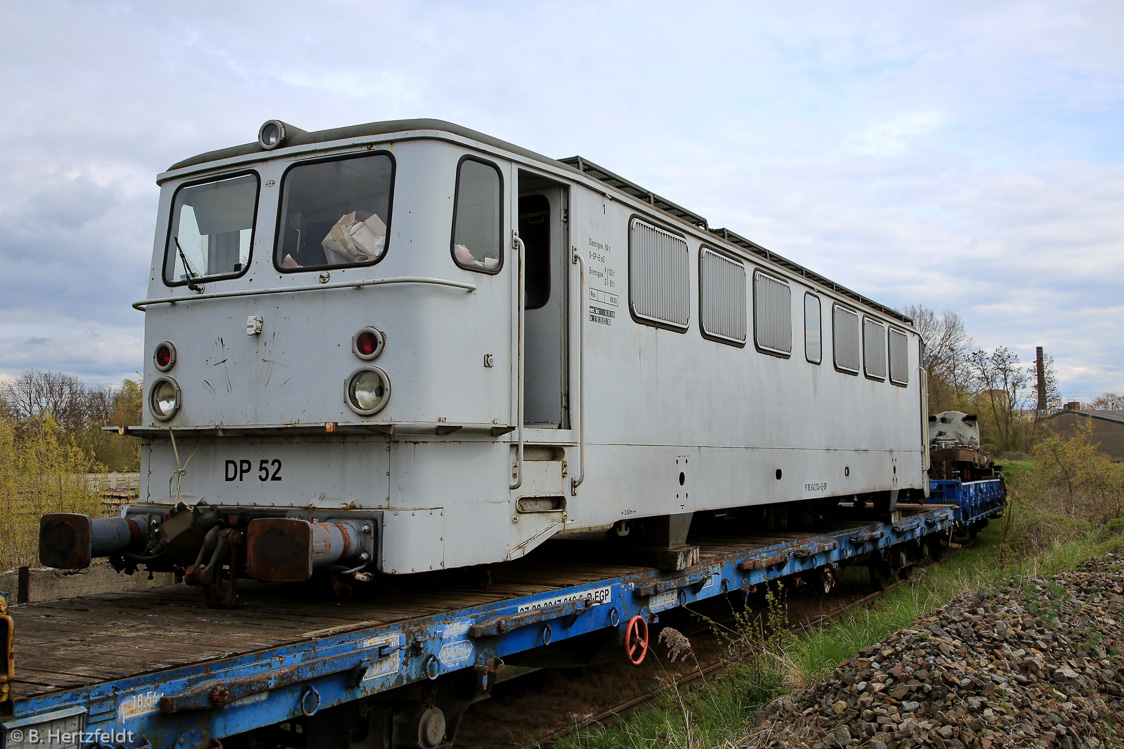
163;173;258;285
275;153;394;271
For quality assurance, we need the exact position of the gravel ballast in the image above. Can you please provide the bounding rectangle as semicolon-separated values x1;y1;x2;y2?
745;553;1124;748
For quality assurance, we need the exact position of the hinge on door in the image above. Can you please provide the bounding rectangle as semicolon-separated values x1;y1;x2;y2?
562;394;569;409
561;208;568;223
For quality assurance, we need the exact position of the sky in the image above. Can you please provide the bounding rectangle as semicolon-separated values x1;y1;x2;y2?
0;0;1121;403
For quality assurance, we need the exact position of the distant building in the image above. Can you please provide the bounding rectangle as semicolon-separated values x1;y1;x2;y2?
1045;408;1124;461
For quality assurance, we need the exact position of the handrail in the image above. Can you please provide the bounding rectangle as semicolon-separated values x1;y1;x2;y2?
132;275;477;310
510;235;526;490
571;250;586;496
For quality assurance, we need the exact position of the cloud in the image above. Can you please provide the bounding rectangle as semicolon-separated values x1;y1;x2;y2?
845;111;951;156
0;0;1121;401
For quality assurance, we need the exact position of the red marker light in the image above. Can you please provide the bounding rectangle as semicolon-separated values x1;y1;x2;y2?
154;342;176;371
356;331;379;357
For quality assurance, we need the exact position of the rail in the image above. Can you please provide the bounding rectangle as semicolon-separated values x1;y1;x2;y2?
131;275;477;310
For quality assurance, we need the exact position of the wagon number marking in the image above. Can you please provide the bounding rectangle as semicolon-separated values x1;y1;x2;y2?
225;459;283;482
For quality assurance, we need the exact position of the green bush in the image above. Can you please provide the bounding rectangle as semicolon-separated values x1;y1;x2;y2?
0;416;105;570
1001;420;1124;563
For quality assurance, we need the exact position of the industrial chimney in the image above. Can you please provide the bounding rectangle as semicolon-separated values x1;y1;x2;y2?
1036;346;1046;411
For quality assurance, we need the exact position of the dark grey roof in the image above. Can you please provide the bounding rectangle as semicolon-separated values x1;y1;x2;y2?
1047;409;1124;424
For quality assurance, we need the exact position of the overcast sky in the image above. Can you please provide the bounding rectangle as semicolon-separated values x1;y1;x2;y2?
1;0;1121;402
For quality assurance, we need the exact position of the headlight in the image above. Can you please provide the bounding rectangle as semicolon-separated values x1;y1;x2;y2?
345;367;391;416
150;377;182;421
258;120;286;150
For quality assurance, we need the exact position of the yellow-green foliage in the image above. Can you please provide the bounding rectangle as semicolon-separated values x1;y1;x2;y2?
1000;419;1124;561
70;379;143;472
0;416;105;571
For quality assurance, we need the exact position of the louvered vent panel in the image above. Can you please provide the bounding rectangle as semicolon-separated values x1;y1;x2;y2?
889;328;910;385
833;305;861;373
754;270;792;355
700;249;746;344
863;318;887;380
630;219;689;329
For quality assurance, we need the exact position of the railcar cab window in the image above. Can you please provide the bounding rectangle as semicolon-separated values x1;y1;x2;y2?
164;173;258;285
274;153;394;272
888;327;910;386
805;293;822;364
452;157;503;273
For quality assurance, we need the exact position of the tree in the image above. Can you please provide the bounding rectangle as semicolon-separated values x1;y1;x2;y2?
0;371;142;471
1;370;91;433
110;379;143;426
903;305;974;413
1091;393;1124;411
968;346;1030;453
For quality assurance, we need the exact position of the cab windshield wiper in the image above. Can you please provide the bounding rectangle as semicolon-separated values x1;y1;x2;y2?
174;236;204;291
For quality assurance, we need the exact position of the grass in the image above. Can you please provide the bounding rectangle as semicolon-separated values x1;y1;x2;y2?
552;520;1124;749
997;458;1033;481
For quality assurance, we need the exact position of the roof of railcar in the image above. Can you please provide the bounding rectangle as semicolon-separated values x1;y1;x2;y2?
169;118;912;325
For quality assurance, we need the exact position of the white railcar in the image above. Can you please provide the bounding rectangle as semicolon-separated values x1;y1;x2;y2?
40;120;928;590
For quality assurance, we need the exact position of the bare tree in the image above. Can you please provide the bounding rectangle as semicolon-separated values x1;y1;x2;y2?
1091;393;1124;411
0;370;108;434
903;305;974;413
968;347;1030;453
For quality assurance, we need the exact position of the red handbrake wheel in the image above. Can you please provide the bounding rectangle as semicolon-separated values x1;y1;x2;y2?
625;615;649;665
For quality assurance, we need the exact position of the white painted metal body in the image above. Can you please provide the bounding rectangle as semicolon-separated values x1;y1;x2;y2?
134;121;927;574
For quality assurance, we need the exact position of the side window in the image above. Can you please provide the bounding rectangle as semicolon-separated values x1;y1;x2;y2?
888;328;910;386
629;217;689;330
699;248;746;346
452;157;503;273
804;293;821;364
164;173;258;285
275;153;394;271
833;304;860;374
863;317;887;380
753;270;792;357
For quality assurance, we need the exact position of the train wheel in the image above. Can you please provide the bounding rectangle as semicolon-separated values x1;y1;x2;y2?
869;563;892;591
624;616;649;665
896;549;912;580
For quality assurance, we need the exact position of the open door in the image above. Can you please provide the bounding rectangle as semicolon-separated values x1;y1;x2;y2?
519;178;569;429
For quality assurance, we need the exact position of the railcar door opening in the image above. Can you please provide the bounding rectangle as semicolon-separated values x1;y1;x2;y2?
518;176;570;430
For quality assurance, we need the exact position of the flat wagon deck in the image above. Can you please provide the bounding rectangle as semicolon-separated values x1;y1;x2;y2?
2;505;956;749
